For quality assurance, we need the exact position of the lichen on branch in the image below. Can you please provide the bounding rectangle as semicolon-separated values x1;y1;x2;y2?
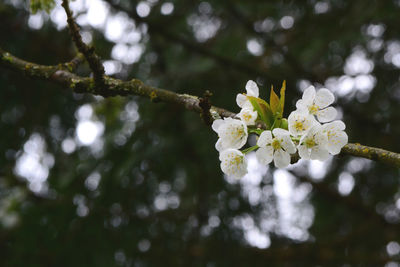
342;143;400;168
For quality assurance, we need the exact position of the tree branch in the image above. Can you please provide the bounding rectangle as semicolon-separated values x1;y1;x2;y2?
199;90;213;126
1;47;399;168
342;143;400;167
61;0;105;90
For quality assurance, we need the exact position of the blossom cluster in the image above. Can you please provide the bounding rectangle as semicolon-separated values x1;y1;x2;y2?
212;80;348;178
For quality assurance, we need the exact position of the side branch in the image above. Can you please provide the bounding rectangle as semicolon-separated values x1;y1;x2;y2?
65;53;85;72
61;0;105;89
1;48;399;168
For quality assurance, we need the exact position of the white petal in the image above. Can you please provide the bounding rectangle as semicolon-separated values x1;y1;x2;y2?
315;88;335;108
272;128;290;137
310;146;330;161
280;135;296;154
299;132;309;145
212;119;224;133
273;149;291;168
218;118;248;150
295;99;308;112
298;145;310;160
326;120;346;131
326;131;348;155
314;130;328;147
305;124;324;144
257;131;272;147
218;148;226;161
238;108;258;126
245;80;259;97
236;94;247;108
215;138;224;152
308;123;322;135
255;146;274;165
231;135;248;150
302;86;316;105
220;149;247;178
288;111;317;136
317;107;337;122
242;100;254;110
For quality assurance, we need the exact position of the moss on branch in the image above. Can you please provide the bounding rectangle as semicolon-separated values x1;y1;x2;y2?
1;48;399;168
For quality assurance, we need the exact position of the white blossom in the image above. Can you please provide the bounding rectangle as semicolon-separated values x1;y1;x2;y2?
296;86;337;122
236;80;259;109
322;120;348;155
255;128;296;168
219;149;247;178
212;117;248;152
288;110;317;137
212;79;349;173
238;108;258;126
298;124;330;161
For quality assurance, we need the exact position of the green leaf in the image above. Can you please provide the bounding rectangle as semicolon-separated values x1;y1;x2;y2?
270;85;281;115
272;117;282;129
247;96;273;129
279;80;286;115
269;84;284;129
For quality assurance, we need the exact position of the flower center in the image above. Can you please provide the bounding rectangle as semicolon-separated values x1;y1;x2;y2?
228;125;244;140
295;121;305;132
233;155;243;166
308;104;319;115
272;138;281;150
235;127;244;138
226;155;243;172
305;138;316;148
242;113;251;122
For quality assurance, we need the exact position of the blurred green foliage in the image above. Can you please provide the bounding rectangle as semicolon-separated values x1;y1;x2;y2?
30;0;55;14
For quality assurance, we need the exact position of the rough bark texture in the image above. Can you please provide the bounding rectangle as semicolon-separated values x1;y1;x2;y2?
342;143;400;167
1;47;399;168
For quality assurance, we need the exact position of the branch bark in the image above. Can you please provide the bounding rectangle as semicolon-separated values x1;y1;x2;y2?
1;47;399;168
61;0;105;90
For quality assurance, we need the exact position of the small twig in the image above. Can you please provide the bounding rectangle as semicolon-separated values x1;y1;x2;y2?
61;0;105;89
199;90;213;126
62;53;85;72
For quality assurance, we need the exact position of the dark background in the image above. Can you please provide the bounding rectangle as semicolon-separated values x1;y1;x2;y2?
1;0;400;266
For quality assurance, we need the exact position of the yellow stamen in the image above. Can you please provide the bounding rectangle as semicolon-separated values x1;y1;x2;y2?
233;156;242;166
309;104;319;115
243;113;251;122
305;138;316;148
272;138;281;150
295;121;304;132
